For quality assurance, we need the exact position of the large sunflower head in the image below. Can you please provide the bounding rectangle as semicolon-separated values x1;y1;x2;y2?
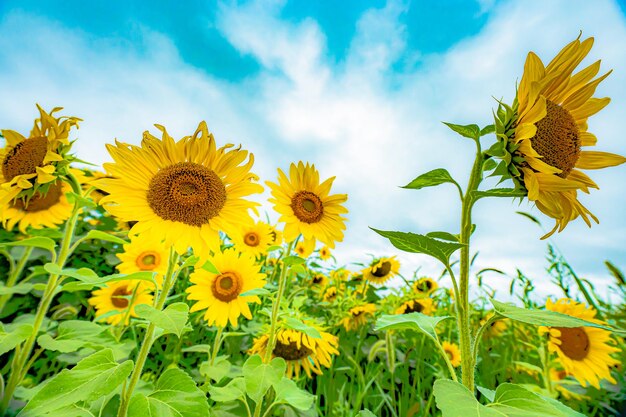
230;220;273;258
96;122;263;255
186;248;266;328
266;162;348;249
362;256;400;285
88;280;153;326
249;324;339;379
116;233;170;287
492;36;625;238
394;297;434;316
340;303;376;331
442;341;461;368
539;298;620;389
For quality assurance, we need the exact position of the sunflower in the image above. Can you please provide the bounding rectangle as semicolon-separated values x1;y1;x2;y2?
322;286;339;303
539;298;620;388
249;325;339;379
231;221;273;258
341;303;376;331
88;280;153;325
0;105;80;206
395;297;434;315
0;181;73;232
96;122;262;256
494;36;626;238
266;162;348;249
482;315;508;337
549;368;586;400
362;257;400;285
186;249;266;328
442;341;461;367
295;240;314;258
318;246;332;261
116;233;170;287
412;277;438;295
330;268;350;282
311;273;328;288
268;224;283;246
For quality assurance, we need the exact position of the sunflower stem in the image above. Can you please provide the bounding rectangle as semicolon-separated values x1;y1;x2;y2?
210;326;224;366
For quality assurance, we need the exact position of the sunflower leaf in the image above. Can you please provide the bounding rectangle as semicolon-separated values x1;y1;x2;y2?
79;230;128;245
401;168;460;191
480;124;496;136
0;282;35;295
0;236;56;254
0;323;32;355
374;313;452;343
443;122;481;140
208;377;246;402
37;320;107;353
282;256;306;266
284;317;322;339
370;228;464;266
242;355;286;404
135;302;190;339
274;377;315;411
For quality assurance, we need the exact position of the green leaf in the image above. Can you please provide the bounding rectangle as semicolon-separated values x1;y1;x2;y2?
484;141;506;158
480;124;496;136
240;287;271;297
402;168;460;191
66;192;97;209
472;188;526;199
37;321;107;353
135;302;189;338
200;357;232;383
127;368;210;417
208;377;246;403
43;264;99;282
202;259;220;274
282;256;305;266
356;411;377;417
0;282;35;295
284;317;321;339
19;349;133;416
425;231;459;242
242;355;286;404
274;377;314;411
80;230;128;245
0;323;32;355
0;237;56;253
370;228;464;266
374;313;452;343
491;299;626;335
443;122;480;139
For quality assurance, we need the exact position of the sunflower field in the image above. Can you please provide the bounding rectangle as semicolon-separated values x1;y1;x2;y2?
0;36;625;417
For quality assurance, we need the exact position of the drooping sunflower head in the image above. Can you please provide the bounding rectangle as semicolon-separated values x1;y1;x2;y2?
250;324;339;379
394;297;435;316
340;303;376;331
492;36;625;238
96;122;263;255
539;298;620;388
88;280;153;326
442;341;461;368
116;233;170;287
267;162;348;249
186;248;266;328
412;277;438;295
230;220;273;258
363;256;400;285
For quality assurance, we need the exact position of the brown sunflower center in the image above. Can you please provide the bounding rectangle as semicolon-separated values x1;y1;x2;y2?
372;261;392;278
2;136;49;181
147;162;226;227
111;286;131;308
11;182;63;212
211;271;242;302
273;340;313;361
555;327;590;360
290;190;324;223
313;275;324;284
351;309;364;318
530;99;580;178
404;301;424;314
444;349;454;360
136;251;160;270
244;232;260;247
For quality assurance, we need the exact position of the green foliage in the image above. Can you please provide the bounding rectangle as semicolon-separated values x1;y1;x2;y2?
370;228;464;266
375;313;451;343
135;302;190;339
36;320;106;353
0;322;32;355
242;354;286;404
442;122;480;140
402;169;460;192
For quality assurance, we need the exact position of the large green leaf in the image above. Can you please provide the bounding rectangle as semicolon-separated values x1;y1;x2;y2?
370;228;464;266
0;282;35;295
127;368;210;417
79;230;128;245
208;377;246;403
242;355;286;404
18;349;133;416
402;169;459;191
284;317;321;339
37;320;107;353
0;323;32;355
135;302;190;338
274;377;314;411
0;236;56;253
375;313;452;343
200;356;232;384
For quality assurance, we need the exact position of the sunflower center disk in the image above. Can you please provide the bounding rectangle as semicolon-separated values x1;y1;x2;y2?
290;191;324;223
372;261;392;278
212;271;242;302
272;340;313;361
111;286;131;308
2;136;49;181
555;327;590;360
147;162;227;227
244;232;259;247
11;182;63;212
531;100;580;178
136;251;160;270
404;302;424;314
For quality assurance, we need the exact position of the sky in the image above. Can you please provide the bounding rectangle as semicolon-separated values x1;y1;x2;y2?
1;0;625;301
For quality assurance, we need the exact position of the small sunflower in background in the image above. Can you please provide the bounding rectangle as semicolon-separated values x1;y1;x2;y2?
249;325;339;379
318;246;332;261
442;341;461;367
395;297;434;315
341;303;376;331
363;256;400;285
186;249;266;328
412;277;438;295
493;35;626;238
266;161;348;249
322;286;339;303
230;220;273;258
539;298;620;388
96;122;262;256
311;273;328;288
116;233;170;287
330;268;350;282
268;224;283;246
295;240;314;257
88;280;153;326
481;313;508;337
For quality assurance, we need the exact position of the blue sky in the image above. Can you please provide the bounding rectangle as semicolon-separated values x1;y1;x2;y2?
1;0;625;299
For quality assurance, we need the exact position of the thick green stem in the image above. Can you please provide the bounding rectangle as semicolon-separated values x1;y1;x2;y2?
0;246;34;314
210;327;224;366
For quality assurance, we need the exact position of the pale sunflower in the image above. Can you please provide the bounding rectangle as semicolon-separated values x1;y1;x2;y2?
266;162;348;249
116;233;170;287
362;257;400;285
96;122;262;255
88;280;153;326
230;220;273;258
249;325;339;379
318;246;332;261
395;297;434;315
341;303;376;331
539;298;620;388
412;277;438;295
186;249;266;328
494;36;625;238
442;341;461;367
